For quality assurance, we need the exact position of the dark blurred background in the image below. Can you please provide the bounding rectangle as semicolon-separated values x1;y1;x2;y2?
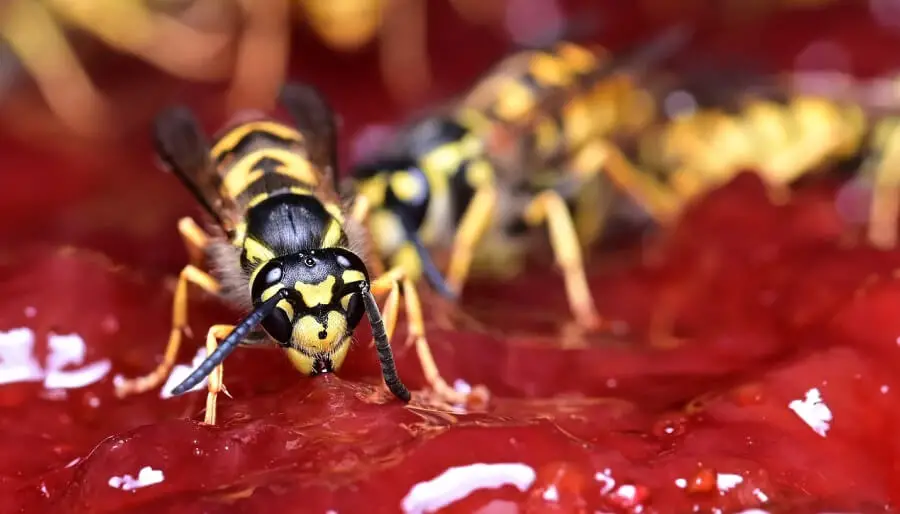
0;0;895;271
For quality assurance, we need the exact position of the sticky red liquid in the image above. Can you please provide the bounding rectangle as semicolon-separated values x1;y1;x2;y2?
3;2;900;513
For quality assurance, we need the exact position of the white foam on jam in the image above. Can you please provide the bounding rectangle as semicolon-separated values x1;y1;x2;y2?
788;387;833;438
108;466;165;491
0;327;44;385
401;463;536;514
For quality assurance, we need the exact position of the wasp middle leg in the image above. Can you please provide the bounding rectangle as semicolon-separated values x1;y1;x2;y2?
178;216;211;267
115;263;221;397
202;324;236;425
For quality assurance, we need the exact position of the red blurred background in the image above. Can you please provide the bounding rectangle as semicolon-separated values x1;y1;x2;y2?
4;1;900;513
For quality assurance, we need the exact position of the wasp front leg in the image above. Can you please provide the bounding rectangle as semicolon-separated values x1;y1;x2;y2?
0;0;113;137
370;267;490;408
202;324;236;425
868;121;900;249
115;265;221;397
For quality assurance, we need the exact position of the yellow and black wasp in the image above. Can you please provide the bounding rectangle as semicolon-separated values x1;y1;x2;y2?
609;67;870;226
346;25;692;351
113;82;413;425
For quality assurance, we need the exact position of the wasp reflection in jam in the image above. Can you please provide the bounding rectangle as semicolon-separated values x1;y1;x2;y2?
114;83;415;425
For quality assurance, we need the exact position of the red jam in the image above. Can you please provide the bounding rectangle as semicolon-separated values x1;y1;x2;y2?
3;2;900;513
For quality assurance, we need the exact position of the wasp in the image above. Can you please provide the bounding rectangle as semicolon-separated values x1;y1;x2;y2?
113;82;413;425
611;69;866;221
596;64;900;255
346;24;692;368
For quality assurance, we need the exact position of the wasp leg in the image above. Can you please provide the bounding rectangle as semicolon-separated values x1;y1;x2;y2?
115;265;221;397
523;190;602;330
446;186;498;296
868;124;900;249
203;324;236;425
577;139;683;225
371;267;488;407
178;217;210;268
226;0;290;112
0;0;112;137
380;0;431;103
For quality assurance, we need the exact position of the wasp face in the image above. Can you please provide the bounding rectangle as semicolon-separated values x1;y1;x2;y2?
250;249;369;374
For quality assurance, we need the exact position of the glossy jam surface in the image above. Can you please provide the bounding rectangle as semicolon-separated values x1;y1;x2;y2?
4;3;900;514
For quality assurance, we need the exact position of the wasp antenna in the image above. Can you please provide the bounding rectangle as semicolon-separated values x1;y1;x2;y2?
359;283;411;402
170;289;290;396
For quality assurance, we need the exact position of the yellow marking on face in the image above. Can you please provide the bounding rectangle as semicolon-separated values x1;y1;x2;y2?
340;292;354;311
529;53;572;88
493;80;535;122
211;121;304;159
466;160;494;188
276;299;295;321
357;174;388;207
321;218;344;248
261;283;284;302
244;237;276;263
391;242;423;283
284;330;352;375
341;269;366;283
291;311;349;354
390;171;423;204
294;275;336;307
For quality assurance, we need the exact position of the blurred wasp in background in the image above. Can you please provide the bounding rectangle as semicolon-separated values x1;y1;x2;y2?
607;66;900;250
0;0;508;143
346;23;692;378
0;0;290;139
113;82;419;424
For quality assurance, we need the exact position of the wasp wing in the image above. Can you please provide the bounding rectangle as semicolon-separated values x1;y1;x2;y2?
277;82;341;193
153;106;241;235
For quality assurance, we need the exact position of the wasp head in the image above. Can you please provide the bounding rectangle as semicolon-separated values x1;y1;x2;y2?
249;248;369;375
